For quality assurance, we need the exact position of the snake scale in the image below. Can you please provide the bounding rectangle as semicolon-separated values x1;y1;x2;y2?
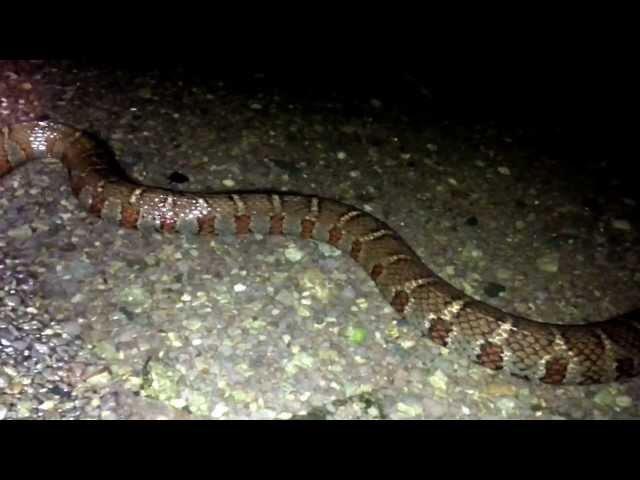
1;121;639;385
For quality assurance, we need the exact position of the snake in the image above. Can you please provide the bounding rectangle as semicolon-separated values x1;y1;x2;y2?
1;121;639;385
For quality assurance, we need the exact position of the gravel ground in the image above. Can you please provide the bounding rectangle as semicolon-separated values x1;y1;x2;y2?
0;60;639;419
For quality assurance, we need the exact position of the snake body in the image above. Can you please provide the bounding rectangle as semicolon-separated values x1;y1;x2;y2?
1;121;639;385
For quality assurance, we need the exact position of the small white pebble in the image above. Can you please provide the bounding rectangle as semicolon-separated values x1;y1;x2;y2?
336;151;347;160
284;245;304;262
233;283;247;293
222;178;236;187
497;166;511;175
38;400;57;411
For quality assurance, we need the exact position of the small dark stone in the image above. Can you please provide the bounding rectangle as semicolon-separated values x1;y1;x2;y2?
119;306;136;322
168;171;190;184
484;282;506;298
58;242;78;253
465;216;479;226
48;385;72;399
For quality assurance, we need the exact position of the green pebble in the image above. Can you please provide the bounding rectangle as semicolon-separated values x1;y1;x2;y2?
348;326;367;345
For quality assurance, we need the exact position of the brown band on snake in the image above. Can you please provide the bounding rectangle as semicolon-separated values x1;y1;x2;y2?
2;121;639;385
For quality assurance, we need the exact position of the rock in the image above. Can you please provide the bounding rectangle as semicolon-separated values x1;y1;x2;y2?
7;225;32;240
536;253;559;273
615;395;633;408
611;219;631;231
428;369;448;392
484;383;518;397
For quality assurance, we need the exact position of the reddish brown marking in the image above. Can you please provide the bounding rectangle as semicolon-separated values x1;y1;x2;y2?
300;218;315;239
350;239;362;260
69;175;89;197
427;318;453;347
88;195;107;217
476;342;504;370
370;264;384;281
197;216;216;235
69;181;82;197
372;257;415;281
615;357;636;380
0;143;12;175
269;214;284;235
161;219;177;233
328;226;343;246
390;290;409;314
235;214;252;235
120;205;140;228
541;357;569;384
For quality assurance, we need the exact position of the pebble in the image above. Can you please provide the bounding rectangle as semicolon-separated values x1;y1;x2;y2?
497;166;511;175
496;268;512;280
615;395;633;408
85;370;112;387
536;253;559;272
233;283;247;293
211;402;230;418
496;398;516;415
484;282;506;298
38;400;58;411
346;326;367;345
4;295;21;306
284;245;304;262
611;219;631;231
594;388;615;406
428;370;448;392
395;401;423;417
222;178;236;187
7;225;33;240
485;383;518;397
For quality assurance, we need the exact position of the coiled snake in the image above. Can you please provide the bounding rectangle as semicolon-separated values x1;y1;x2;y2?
2;121;639;385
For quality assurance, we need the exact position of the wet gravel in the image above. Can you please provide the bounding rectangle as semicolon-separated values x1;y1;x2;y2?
0;60;639;419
